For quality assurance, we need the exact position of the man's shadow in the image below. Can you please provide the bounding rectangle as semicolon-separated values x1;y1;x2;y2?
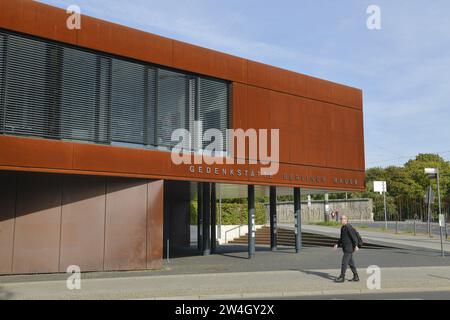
293;269;337;281
0;287;14;300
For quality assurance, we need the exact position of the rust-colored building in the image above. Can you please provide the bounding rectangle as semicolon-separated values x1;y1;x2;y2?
0;0;365;275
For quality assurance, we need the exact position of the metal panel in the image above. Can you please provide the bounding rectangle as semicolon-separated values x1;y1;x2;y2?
146;180;164;269
0;135;73;169
172;41;247;83
59;175;106;272
270;66;308;98
231;82;248;130
291;98;329;167
12;173;62;274
104;177;148;271
247;61;271;89
0;0;77;46
0;172;16;274
77;14;174;68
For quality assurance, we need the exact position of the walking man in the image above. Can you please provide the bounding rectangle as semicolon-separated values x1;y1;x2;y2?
333;215;360;282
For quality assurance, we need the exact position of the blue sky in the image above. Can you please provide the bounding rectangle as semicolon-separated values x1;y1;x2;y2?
38;0;450;168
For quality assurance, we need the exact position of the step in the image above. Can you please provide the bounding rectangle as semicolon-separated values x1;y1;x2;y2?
244;234;336;241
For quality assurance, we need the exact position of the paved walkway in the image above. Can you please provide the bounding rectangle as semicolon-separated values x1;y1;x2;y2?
1;266;450;300
301;224;450;253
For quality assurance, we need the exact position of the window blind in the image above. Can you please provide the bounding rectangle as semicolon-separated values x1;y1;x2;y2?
0;29;230;153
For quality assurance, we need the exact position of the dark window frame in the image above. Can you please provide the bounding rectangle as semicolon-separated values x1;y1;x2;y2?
0;28;231;152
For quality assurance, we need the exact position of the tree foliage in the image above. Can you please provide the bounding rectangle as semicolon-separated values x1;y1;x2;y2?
356;153;450;220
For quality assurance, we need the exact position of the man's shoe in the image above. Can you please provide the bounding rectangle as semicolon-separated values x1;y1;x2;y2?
335;275;345;283
350;274;360;282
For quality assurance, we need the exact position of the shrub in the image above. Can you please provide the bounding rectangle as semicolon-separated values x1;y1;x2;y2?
190;201;266;225
314;221;341;227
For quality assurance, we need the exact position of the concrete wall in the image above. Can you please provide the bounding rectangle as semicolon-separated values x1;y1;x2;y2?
0;171;164;275
267;198;374;224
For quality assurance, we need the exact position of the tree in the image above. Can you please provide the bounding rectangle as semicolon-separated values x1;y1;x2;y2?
362;153;450;221
404;154;450;197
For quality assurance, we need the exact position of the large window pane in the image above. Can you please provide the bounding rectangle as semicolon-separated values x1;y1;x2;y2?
146;67;157;146
157;69;189;149
0;33;5;134
96;57;112;144
4;35;52;138
60;47;98;142
111;59;147;146
198;77;229;151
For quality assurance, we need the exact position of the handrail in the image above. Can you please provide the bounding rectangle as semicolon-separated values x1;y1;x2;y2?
224;224;246;243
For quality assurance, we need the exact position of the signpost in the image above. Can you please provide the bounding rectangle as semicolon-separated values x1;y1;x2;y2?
374;181;388;230
425;168;445;257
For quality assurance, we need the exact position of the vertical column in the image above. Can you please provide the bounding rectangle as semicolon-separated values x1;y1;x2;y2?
248;185;255;259
270;186;277;251
211;183;217;254
202;182;211;256
197;183;203;252
294;187;302;253
324;193;330;222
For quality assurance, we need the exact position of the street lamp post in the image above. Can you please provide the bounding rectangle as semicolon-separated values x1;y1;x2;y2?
425;168;445;257
425;186;434;238
383;190;388;230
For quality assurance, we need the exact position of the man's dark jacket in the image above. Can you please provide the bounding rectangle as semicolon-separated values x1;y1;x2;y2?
337;224;359;253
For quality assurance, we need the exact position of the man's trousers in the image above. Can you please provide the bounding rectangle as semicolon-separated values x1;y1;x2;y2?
341;251;358;276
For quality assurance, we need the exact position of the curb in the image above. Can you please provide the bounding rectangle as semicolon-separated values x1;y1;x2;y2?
136;286;450;300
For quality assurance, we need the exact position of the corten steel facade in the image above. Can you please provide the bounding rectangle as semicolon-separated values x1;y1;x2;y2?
0;0;365;275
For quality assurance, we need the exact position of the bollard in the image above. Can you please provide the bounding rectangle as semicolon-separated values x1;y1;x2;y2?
413;220;416;236
166;238;170;264
396;221;398;234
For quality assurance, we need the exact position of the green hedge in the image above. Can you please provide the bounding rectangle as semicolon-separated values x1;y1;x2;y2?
190;201;266;225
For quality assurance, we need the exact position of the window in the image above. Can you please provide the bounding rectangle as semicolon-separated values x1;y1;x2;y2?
0;30;230;153
198;77;229;151
60;47;99;142
0;34;6;133
111;59;147;146
156;69;190;149
4;35;51;137
96;57;112;144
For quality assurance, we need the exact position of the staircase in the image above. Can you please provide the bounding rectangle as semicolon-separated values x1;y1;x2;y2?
228;226;387;249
